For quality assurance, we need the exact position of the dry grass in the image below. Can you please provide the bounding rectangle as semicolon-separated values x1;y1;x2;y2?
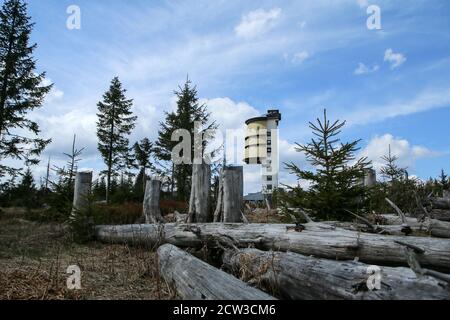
0;208;173;300
246;208;288;224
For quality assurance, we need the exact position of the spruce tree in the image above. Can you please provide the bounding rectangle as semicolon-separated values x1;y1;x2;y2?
134;137;154;194
0;0;52;177
380;145;406;182
96;77;137;203
439;169;448;190
155;78;216;201
16;166;36;208
284;109;371;221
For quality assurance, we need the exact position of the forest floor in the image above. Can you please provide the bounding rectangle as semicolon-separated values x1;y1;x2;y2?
0;207;173;300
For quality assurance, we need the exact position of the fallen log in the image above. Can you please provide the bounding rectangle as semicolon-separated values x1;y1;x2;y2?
380;215;450;238
157;244;275;300
322;221;425;236
432;198;450;210
222;248;450;300
327;220;450;238
95;223;450;271
430;209;450;222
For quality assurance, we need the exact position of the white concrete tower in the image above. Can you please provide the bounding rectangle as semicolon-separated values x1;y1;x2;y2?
244;110;281;195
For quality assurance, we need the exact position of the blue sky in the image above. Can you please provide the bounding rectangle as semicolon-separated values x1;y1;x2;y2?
9;0;450;193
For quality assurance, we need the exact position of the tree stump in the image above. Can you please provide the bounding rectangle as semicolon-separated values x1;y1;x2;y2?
364;168;377;187
214;166;244;222
143;179;164;224
70;171;92;220
188;163;211;223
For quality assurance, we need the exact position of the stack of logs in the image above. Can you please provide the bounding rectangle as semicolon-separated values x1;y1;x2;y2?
72;169;450;300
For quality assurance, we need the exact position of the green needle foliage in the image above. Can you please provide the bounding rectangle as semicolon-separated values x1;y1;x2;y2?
284;109;371;221
155;78;216;201
96;77;137;203
0;0;51;177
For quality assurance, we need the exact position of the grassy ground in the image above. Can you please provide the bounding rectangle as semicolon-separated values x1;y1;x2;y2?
0;208;173;300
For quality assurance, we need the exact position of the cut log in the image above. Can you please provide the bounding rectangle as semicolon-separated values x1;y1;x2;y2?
430;209;450;222
95;222;450;271
214;166;244;222
70;171;92;220
431;198;450;210
382;214;421;226
143;179;164;224
427;219;450;238
188;163;211;223
222;248;450;300
379;215;450;238
157;244;275;300
327;220;450;238
363;168;376;187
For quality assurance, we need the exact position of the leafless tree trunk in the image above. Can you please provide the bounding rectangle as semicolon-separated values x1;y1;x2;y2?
143;179;164;224
188;163;211;223
214;166;243;222
70;171;92;220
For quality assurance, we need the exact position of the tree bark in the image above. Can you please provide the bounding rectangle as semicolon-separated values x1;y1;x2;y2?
188;163;211;223
379;215;450;238
143;179;164;224
214;166;243;222
70;171;92;220
213;170;224;222
430;209;450;222
157;244;275;300
95;222;450;271
222;248;450;300
431;198;450;210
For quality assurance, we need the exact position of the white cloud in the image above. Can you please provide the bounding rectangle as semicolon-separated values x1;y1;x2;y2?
205;97;260;132
42;78;64;103
32;109;98;157
235;7;282;39
384;48;406;69
292;50;310;64
359;134;435;173
345;86;450;125
354;62;379;75
357;0;369;8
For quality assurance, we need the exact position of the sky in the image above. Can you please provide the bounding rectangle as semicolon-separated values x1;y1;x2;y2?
5;0;450;194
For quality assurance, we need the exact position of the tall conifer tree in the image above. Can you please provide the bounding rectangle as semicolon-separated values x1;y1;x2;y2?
0;0;52;177
155;78;216;201
96;77;136;203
